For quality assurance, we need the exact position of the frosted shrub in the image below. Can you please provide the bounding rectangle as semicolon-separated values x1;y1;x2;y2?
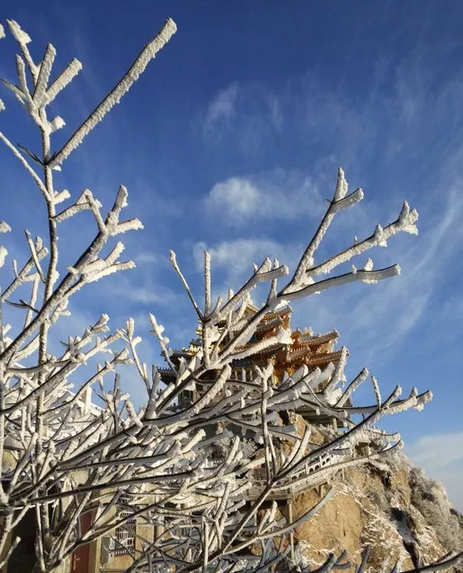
0;16;461;573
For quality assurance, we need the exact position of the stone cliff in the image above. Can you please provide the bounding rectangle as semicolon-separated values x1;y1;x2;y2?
290;442;463;572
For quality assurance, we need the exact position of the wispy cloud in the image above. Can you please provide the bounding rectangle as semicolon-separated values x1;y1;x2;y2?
407;432;463;469
194;237;284;274
134;252;158;265
406;432;463;511
107;271;179;307
193;237;300;293
197;35;463;369
200;72;377;168
355;182;463;341
203;83;239;134
205;170;321;225
289;174;463;368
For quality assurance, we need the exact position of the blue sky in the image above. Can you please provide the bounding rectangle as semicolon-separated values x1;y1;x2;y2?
0;1;462;509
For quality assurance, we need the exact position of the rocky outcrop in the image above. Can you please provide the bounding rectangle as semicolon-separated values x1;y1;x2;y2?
291;447;463;572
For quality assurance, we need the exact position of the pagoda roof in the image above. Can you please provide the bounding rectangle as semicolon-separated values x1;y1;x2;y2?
232;341;287;364
304;349;345;368
167;349;193;359
255;315;284;333
158;301;346;390
286;345;316;362
253;342;287;357
262;305;292;321
299;329;339;345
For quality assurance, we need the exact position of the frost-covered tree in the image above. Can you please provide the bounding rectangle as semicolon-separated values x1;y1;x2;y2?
0;16;461;573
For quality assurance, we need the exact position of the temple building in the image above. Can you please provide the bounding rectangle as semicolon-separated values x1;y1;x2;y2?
158;303;348;426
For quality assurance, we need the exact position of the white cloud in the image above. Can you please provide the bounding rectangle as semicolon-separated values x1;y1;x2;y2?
193;238;298;282
125;287;167;305
207;178;261;219
202;81;285;142
406;432;463;511
198;42;463;370
103;269;179;308
134;252;158;265
406;432;463;469
205;171;321;225
193;237;304;305
199;173;463;363
203;83;239;133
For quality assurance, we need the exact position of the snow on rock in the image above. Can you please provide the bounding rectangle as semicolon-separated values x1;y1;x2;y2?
290;438;463;572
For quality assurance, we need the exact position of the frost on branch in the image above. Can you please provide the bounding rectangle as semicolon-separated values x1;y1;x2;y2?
48;18;177;168
0;15;460;573
0;17;176;572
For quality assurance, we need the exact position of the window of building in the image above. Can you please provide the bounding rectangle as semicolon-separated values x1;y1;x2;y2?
114;498;136;555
